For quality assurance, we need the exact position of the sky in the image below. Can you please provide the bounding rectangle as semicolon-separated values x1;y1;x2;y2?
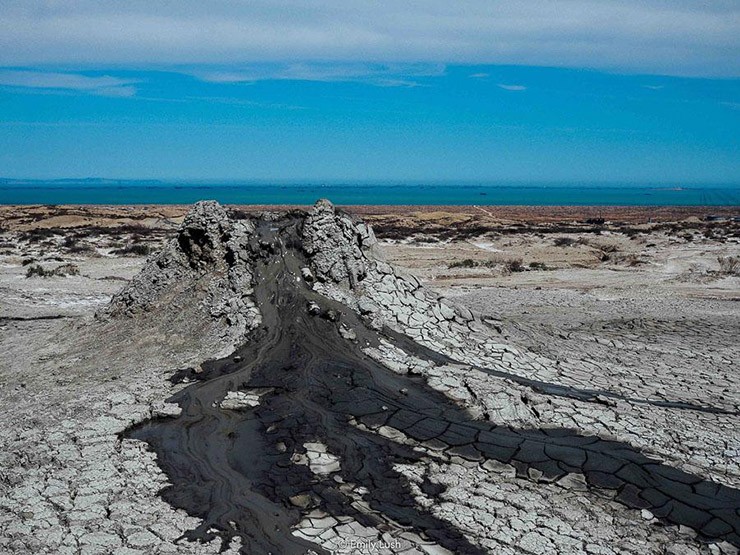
0;1;738;183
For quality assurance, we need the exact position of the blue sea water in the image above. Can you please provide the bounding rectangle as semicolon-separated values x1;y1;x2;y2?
0;181;738;206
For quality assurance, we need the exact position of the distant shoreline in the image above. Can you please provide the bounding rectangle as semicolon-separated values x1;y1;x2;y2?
1;182;738;207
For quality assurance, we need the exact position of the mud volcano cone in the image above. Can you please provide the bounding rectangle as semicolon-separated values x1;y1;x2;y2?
113;200;740;554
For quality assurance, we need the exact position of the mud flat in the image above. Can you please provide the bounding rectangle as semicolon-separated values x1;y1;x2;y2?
0;202;738;554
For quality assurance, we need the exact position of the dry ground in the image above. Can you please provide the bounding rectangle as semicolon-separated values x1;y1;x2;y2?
0;204;738;554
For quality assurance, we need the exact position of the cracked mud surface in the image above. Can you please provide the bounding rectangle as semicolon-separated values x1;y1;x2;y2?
1;201;738;554
122;210;740;554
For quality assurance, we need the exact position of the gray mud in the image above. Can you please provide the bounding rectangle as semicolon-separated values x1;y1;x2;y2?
125;216;740;554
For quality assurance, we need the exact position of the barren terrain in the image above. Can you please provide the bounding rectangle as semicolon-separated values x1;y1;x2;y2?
0;203;738;555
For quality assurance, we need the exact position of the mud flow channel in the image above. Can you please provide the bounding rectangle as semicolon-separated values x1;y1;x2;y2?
126;218;740;554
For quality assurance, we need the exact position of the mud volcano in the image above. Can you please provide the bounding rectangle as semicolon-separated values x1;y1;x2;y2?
111;201;740;554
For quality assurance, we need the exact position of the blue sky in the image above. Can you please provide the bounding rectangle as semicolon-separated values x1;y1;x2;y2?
0;1;738;183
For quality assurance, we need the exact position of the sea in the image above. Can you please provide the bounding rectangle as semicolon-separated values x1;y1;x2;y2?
1;180;739;206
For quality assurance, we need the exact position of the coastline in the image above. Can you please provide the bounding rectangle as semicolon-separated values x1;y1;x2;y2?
2;181;738;207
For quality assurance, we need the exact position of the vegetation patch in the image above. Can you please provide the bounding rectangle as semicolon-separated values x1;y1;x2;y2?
25;263;80;278
448;258;478;269
448;257;525;273
718;256;740;276
553;236;577;247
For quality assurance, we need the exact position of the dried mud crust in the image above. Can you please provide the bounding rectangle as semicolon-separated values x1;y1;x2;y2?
1;200;738;555
120;201;739;554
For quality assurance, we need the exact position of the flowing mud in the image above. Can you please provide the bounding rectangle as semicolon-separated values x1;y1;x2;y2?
125;214;740;554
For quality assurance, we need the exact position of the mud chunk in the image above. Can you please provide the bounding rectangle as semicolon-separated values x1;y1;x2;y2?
339;324;357;341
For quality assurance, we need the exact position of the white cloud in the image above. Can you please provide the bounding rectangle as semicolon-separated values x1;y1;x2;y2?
469;73;489;79
191;63;445;86
0;70;137;96
0;1;738;77
498;84;527;91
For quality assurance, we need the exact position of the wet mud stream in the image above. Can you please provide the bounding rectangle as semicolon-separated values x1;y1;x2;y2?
125;218;740;553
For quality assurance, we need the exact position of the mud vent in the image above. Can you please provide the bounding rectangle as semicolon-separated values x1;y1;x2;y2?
114;200;740;554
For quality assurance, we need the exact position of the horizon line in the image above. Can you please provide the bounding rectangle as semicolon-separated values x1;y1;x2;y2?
2;177;739;188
